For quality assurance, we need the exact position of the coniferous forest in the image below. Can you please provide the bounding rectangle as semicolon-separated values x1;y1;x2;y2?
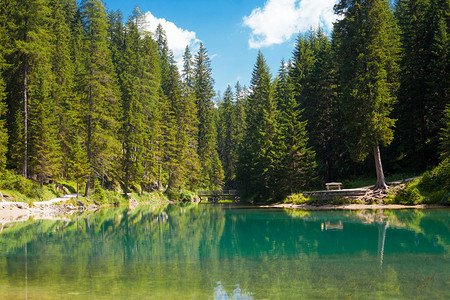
0;0;448;202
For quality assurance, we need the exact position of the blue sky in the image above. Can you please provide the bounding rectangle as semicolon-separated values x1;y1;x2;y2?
102;0;339;95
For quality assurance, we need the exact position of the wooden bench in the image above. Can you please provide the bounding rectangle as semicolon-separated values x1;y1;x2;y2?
325;182;342;190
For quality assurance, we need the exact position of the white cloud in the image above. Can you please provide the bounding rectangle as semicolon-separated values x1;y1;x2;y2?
141;11;201;67
243;0;338;49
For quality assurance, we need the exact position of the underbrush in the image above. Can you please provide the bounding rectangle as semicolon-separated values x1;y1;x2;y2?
130;191;168;203
0;171;61;202
284;193;311;205
385;159;449;205
165;188;197;201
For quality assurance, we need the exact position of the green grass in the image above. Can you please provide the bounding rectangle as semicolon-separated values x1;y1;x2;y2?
130;191;168;203
385;160;449;205
343;173;418;189
0;171;62;202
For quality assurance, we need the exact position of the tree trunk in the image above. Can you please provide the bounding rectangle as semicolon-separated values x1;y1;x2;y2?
373;144;388;190
22;10;29;178
85;70;93;199
124;164;129;197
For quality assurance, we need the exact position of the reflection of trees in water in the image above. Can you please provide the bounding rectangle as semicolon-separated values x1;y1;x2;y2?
0;207;448;298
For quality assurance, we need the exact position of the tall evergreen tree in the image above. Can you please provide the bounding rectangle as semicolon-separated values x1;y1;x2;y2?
394;0;449;171
333;0;400;190
47;0;76;179
237;52;277;200
79;0;120;198
441;105;450;161
217;85;236;187
0;1;10;173
274;60;316;198
291;30;338;180
193;43;223;188
4;0;54;178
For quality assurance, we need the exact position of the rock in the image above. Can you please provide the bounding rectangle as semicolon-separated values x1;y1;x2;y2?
15;202;29;209
129;198;138;209
87;204;98;210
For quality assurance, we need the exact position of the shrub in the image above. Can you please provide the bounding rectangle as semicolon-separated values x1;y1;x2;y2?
103;190;125;205
91;180;106;204
165;188;195;201
284;193;310;205
396;186;424;205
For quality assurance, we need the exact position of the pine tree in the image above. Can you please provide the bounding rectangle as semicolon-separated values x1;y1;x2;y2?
79;0;120;198
394;0;449;171
0;3;10;173
217;85;236;187
193;43;223;188
291;29;338;180
333;0;400;190
441;105;450;160
274;60;316;198
4;0;54;178
237;52;277;200
155;24;193;192
117;18;147;195
68;133;88;197
47;0;76;179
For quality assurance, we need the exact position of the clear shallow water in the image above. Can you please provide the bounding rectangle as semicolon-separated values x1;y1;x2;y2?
0;205;448;299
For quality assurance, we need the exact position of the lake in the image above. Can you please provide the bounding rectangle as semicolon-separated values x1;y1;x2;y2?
0;205;449;299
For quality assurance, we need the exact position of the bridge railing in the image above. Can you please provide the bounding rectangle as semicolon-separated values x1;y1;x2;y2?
197;190;238;196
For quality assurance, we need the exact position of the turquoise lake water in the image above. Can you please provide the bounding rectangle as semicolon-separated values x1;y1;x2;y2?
0;205;449;299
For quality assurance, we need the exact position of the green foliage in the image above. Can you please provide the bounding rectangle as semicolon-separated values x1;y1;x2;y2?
102;190;126;205
394;0;450;171
387;159;450;205
237;52;277;201
165;188;196;201
0;170;61;201
441;105;450;160
193;43;224;188
291;29;337;181
0;0;447;201
273;59;317;199
395;184;425;205
284;193;311;205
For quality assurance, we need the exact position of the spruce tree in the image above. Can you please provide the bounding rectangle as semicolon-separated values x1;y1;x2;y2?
193;43;224;188
291;30;338;180
217;85;236;187
237;52;277;200
334;0;400;190
79;0;120;198
0;4;9;173
47;0;76;179
274;60;316;198
441;105;450;161
5;0;54;178
394;0;449;171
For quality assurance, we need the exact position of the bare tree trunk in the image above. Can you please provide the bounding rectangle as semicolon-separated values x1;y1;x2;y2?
124;164;129;197
22;10;29;179
85;71;93;199
373;144;388;190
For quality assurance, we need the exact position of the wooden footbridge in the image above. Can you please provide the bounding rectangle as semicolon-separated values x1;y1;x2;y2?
197;190;239;203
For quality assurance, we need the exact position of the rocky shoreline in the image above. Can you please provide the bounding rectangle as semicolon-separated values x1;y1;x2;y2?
0;194;99;225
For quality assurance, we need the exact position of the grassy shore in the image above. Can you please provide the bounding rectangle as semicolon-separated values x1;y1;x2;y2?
283;160;449;207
